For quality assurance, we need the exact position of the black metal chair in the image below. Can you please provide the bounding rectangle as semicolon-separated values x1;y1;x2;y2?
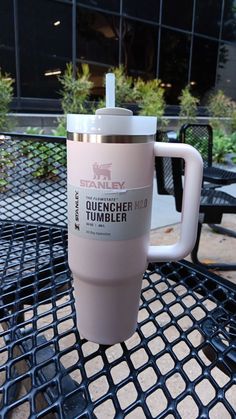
155;135;236;271
179;123;236;239
179;123;236;186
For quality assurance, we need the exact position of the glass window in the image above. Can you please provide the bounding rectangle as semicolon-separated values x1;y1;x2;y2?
159;29;191;104
216;43;236;100
162;0;194;31
194;0;222;38
222;0;236;42
82;63;109;98
190;36;219;103
121;19;158;79
18;0;72;98
77;7;119;66
77;0;120;13
0;1;16;93
122;0;160;23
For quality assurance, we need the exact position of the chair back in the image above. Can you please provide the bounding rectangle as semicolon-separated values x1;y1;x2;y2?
0;133;67;228
155;132;183;212
179;123;213;168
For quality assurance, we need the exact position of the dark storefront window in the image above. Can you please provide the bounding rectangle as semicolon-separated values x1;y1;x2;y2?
77;0;120;13
222;0;236;42
121;19;158;79
77;7;119;66
216;43;236;100
0;1;16;94
195;0;222;38
159;29;191;104
3;0;236;112
162;0;194;31
18;0;72;98
86;63;109;97
190;36;219;103
122;0;160;23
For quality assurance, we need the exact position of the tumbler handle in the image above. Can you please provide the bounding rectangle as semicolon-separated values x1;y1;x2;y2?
148;142;203;262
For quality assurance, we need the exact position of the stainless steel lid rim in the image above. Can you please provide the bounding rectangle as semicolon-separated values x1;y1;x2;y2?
67;132;155;144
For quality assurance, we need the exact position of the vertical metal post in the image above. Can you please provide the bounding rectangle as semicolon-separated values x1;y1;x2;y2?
187;0;196;84
119;0;123;66
215;0;225;87
13;0;21;108
156;0;162;78
72;0;77;77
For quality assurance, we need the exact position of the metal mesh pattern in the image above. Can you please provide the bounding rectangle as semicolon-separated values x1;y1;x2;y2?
201;189;236;209
0;134;67;227
204;166;236;185
179;124;212;168
0;221;235;418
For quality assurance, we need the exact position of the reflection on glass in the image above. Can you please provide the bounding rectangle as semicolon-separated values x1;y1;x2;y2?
77;7;119;66
216;43;236;100
83;63;109;98
159;29;190;104
123;0;160;22
121;19;158;79
190;36;218;103
195;0;221;38
77;0;119;13
18;0;72;98
0;1;16;93
222;0;236;41
162;0;193;31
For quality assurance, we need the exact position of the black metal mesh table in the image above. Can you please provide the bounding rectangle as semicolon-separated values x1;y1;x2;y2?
0;133;236;418
0;220;236;418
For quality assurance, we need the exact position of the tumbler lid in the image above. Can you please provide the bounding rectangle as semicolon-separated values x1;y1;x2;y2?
67;73;157;136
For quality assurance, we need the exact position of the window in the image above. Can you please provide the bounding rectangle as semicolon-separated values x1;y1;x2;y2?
222;0;236;42
121;19;158;79
77;7;119;66
194;0;222;38
159;29;191;104
85;63;109;98
190;36;219;103
18;0;72;98
216;43;236;100
0;1;16;94
162;0;194;31
77;0;120;13
122;0;160;23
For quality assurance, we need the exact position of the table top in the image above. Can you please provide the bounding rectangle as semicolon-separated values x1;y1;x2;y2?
0;221;236;418
203;166;236;185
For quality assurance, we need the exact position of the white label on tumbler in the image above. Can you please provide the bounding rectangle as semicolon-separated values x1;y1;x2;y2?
68;184;152;240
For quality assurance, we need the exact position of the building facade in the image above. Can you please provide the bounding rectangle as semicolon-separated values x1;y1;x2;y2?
1;0;236;113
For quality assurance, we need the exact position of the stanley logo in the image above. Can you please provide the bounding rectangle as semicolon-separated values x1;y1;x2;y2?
80;162;125;189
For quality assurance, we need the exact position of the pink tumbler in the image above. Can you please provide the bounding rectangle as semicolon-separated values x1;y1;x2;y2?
67;75;203;344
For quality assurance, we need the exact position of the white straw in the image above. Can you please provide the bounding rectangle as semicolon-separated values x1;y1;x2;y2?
105;73;115;108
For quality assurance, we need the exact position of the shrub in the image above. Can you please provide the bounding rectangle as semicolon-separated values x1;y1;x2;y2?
51;118;66;137
0;141;15;192
0;69;14;130
207;90;236;132
93;65;135;111
110;66;136;106
231;108;236;132
25;127;44;135
20;127;66;179
134;78;166;119
20;139;66;179
212;129;235;164
58;63;93;115
178;85;199;125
